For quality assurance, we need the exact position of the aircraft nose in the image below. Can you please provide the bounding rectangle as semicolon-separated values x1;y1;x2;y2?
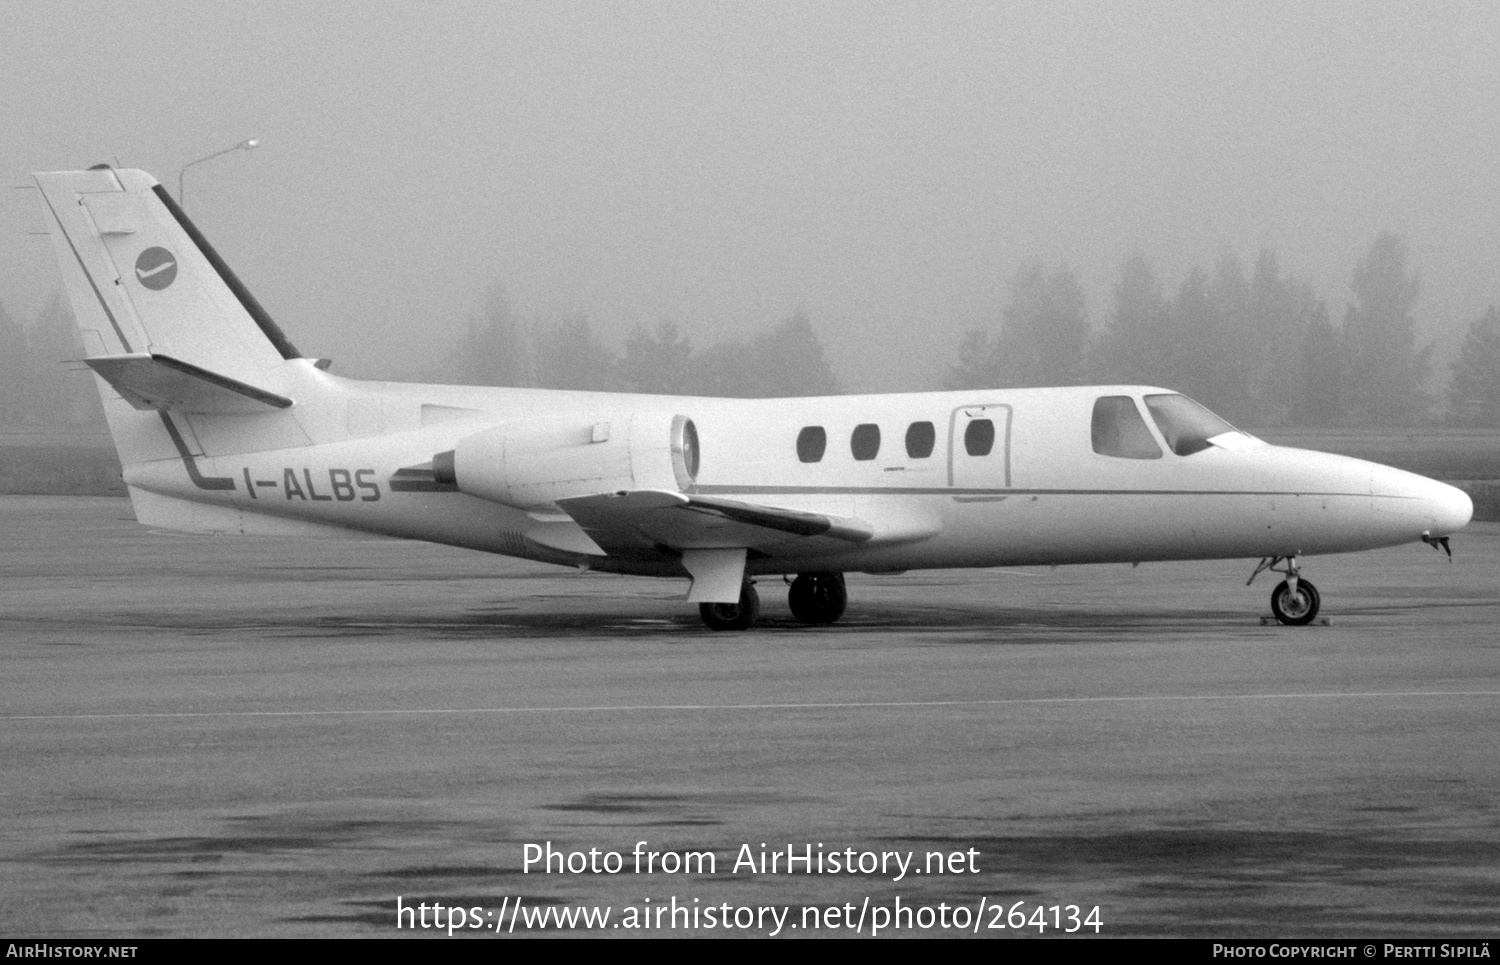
1371;465;1473;536
1424;478;1474;535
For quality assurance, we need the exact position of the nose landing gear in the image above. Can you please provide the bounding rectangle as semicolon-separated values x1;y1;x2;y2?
1270;575;1321;626
1249;556;1322;626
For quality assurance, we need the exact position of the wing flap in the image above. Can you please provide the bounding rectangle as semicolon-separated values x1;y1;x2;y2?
555;489;875;554
85;352;293;413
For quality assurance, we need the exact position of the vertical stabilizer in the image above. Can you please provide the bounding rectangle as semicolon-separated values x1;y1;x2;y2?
33;167;299;377
33;167;315;473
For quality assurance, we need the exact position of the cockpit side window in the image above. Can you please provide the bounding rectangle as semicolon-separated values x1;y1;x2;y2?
1092;396;1163;459
1144;394;1236;456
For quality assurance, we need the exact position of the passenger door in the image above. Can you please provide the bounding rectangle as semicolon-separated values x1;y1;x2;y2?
948;404;1011;490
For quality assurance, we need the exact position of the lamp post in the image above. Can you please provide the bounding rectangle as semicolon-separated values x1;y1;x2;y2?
178;138;260;210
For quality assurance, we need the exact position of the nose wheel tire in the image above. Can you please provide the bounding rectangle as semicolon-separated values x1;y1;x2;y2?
1270;578;1320;626
788;572;847;625
699;581;760;631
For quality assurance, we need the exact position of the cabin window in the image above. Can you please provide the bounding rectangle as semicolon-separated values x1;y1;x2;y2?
851;423;881;461
796;426;827;463
1144;394;1237;456
905;421;935;458
964;419;995;456
1092;396;1162;459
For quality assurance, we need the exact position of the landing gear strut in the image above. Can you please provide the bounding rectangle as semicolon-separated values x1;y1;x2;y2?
699;579;759;631
788;572;847;625
1249;556;1321;626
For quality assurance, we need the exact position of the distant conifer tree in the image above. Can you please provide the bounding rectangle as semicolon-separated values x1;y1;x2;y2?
1449;306;1500;426
1341;233;1431;425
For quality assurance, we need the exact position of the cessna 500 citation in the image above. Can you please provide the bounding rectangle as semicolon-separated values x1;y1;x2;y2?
33;167;1472;630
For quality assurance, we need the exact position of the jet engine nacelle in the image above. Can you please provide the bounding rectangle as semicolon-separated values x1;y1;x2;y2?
433;413;699;509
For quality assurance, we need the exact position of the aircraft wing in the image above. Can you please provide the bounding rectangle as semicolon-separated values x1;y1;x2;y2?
554;489;874;556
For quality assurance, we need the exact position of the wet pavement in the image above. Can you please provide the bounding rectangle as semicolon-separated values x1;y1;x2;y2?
1;497;1497;937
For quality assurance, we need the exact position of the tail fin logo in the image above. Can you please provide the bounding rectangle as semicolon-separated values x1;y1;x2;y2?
134;247;178;290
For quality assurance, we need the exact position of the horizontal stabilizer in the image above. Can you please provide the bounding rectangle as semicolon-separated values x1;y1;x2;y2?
556;489;874;554
84;353;293;413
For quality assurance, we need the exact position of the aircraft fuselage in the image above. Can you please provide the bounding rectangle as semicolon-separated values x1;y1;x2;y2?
123;376;1473;580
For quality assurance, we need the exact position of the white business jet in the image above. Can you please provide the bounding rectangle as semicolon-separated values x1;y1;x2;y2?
32;167;1473;630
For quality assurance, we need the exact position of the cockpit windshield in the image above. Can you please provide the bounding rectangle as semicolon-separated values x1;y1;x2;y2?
1143;394;1238;456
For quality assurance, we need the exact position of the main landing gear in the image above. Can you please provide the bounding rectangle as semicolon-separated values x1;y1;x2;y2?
1248;556;1321;626
788;572;847;625
699;580;760;631
696;572;849;630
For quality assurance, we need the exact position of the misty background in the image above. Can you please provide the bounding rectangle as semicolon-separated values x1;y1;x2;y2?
4;1;1500;431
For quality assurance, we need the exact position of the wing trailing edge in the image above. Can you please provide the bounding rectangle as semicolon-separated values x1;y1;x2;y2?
555;489;875;555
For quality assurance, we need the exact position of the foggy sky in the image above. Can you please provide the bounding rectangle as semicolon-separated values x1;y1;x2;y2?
2;1;1497;391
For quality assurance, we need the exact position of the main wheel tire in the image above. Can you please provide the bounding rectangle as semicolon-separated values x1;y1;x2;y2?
1270;578;1320;626
788;572;847;625
699;581;760;631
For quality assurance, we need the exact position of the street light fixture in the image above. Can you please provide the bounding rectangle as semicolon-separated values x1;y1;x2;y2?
178;138;260;210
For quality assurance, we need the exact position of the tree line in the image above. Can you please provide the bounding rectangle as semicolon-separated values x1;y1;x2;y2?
3;230;1499;430
0;285;847;434
439;285;843;398
947;232;1500;427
